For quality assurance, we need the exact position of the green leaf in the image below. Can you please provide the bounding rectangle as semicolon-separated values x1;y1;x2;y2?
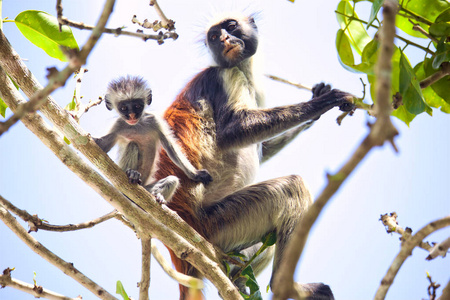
261;232;277;247
0;97;7;118
357;38;380;75
396;0;450;38
391;105;416;126
65;98;76;111
336;29;358;73
432;38;450;69
429;22;450;38
367;0;383;29
242;266;260;296
14;10;78;61
336;1;371;55
399;51;428;114
424;58;450;103
435;7;450;22
116;281;129;300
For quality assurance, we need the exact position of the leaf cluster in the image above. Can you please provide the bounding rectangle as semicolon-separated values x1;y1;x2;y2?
335;0;450;125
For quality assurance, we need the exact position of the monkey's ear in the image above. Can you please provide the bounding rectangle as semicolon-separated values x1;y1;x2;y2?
146;90;152;106
104;95;113;111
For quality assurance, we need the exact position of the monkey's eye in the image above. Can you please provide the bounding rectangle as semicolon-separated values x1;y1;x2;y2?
120;106;127;112
135;104;142;109
210;34;218;42
227;22;237;32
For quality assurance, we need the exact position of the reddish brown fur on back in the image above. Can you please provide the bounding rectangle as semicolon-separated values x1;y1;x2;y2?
154;88;208;299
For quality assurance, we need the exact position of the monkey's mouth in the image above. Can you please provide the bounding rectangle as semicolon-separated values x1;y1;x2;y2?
223;43;241;59
126;119;138;125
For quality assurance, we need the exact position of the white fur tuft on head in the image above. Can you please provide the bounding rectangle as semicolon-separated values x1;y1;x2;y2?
106;75;151;106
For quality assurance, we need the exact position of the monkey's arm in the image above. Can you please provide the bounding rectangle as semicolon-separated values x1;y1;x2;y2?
217;89;354;150
92;120;125;152
153;115;213;185
261;121;314;163
260;83;333;163
93;132;118;153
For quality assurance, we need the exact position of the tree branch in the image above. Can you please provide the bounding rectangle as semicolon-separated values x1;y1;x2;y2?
0;205;117;300
271;2;399;299
149;0;173;29
56;0;177;43
0;269;81;300
420;62;450;89
380;212;433;252
374;215;450;300
0;34;240;299
439;279;450;300
426;236;450;261
139;238;152;300
0;194;118;233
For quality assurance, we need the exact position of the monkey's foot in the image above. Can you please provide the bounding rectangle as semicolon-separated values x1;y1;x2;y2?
294;282;335;300
125;169;142;184
152;192;167;205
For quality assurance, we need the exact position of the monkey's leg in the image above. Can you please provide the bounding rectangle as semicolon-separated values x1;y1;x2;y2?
201;175;334;299
144;175;180;204
118;142;142;183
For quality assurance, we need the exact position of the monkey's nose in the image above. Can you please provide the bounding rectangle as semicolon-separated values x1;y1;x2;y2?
220;29;229;42
129;113;136;119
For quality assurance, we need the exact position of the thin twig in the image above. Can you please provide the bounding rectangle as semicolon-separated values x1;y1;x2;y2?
57;0;176;43
0;195;118;233
408;20;439;43
427;272;441;300
0;269;80;300
380;212;433;252
420;62;450;89
0;0;115;137
374;215;450;300
139;238;152;300
149;0;173;29
265;74;312;91
0;204;117;300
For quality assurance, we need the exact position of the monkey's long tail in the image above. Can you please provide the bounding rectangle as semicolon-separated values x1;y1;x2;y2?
167;248;204;300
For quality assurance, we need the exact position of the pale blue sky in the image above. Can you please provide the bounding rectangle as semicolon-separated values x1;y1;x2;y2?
0;1;449;300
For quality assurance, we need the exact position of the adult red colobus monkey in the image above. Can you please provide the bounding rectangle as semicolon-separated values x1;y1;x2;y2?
154;13;353;299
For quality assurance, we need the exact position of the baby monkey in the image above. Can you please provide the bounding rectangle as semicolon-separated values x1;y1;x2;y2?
93;75;212;203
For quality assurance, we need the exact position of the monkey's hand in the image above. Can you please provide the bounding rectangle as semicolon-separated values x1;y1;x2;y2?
192;170;213;185
313;83;355;111
126;169;143;185
152;192;167;205
312;82;331;98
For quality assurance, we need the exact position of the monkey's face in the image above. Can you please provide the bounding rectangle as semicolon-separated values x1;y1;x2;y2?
117;99;145;125
207;17;258;68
